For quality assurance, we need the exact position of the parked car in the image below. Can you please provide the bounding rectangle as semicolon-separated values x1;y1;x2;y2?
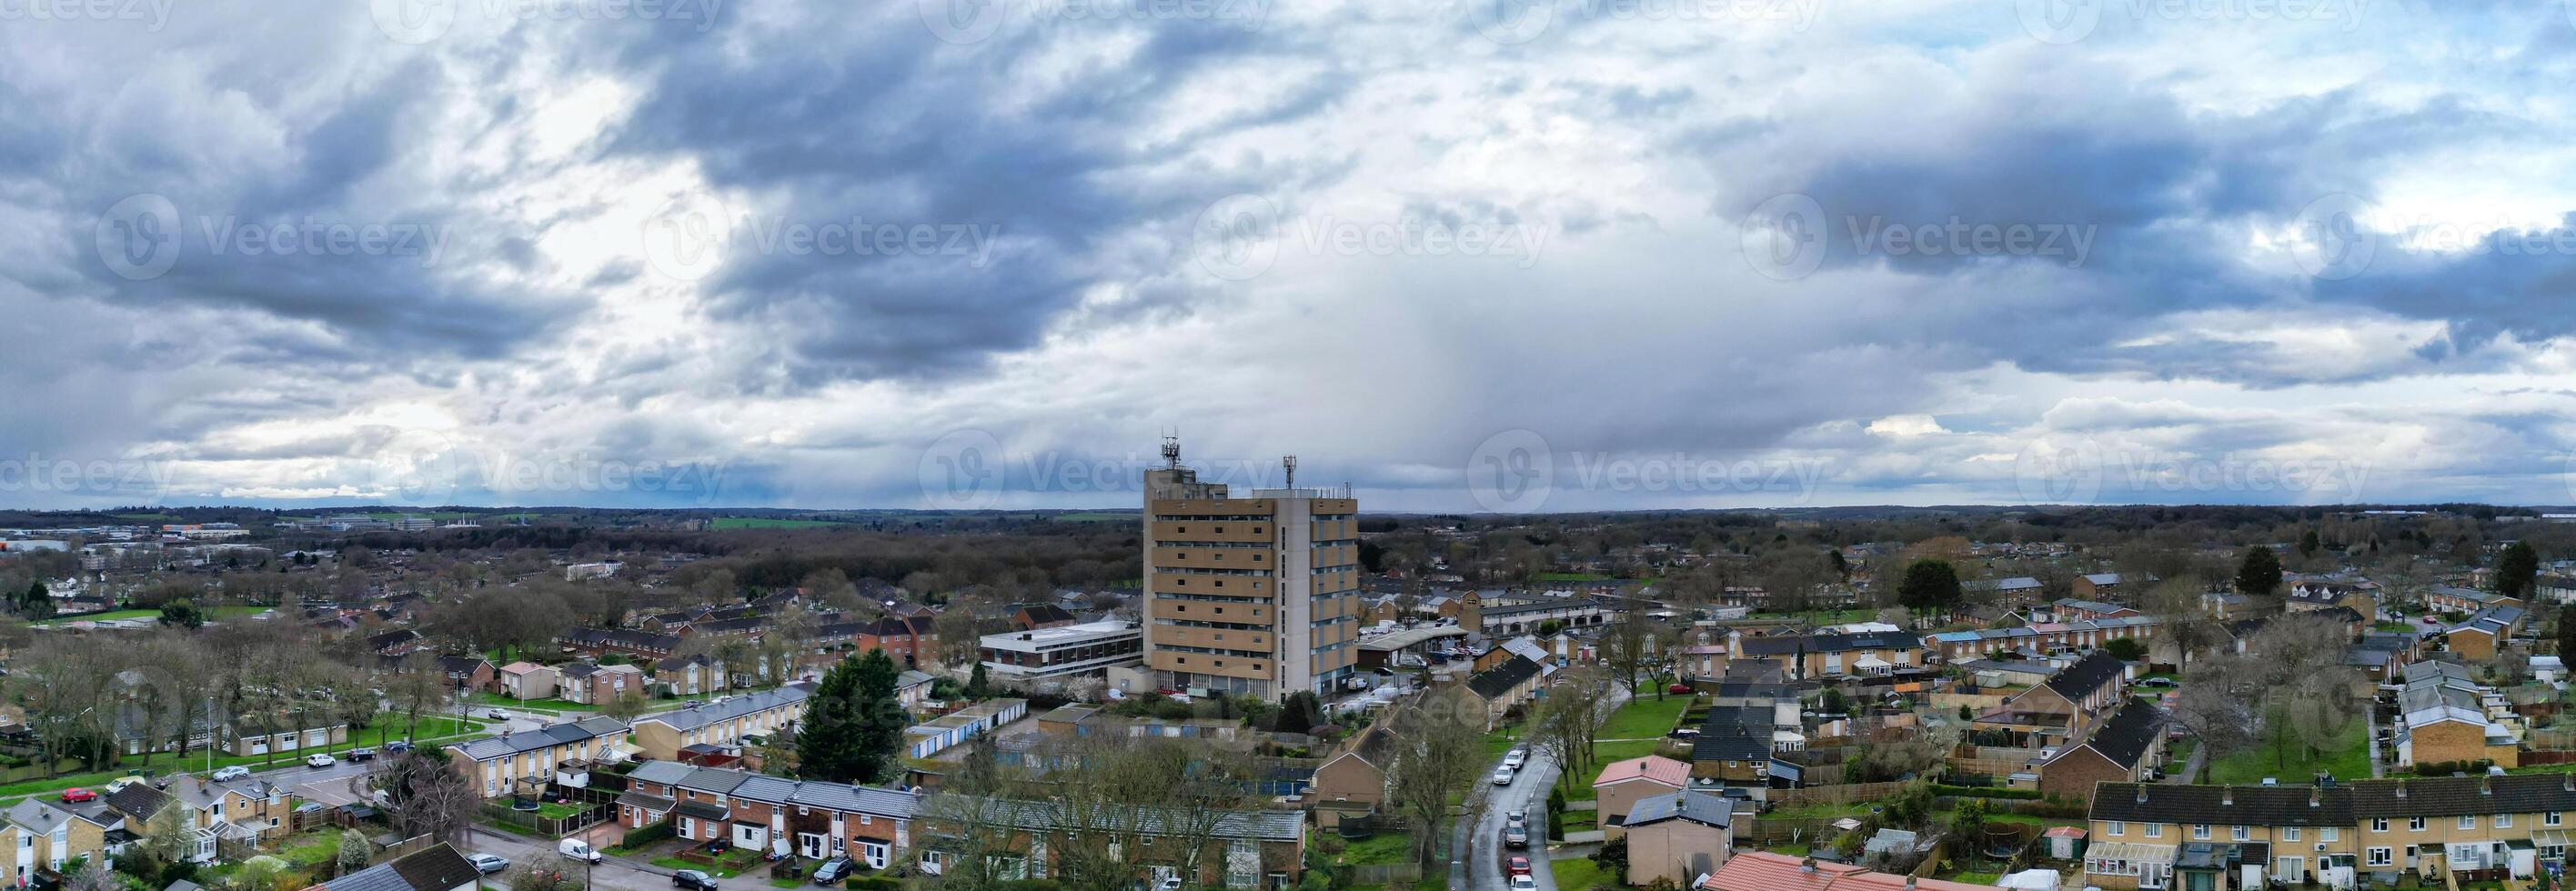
1504;826;1528;849
1502;749;1525;770
1155;879;1182;891
385;740;414;753
1510;875;1538;891
810;856;854;885
1507;856;1532;876
57;788;96;803
1666;726;1700;739
304;754;336;768
209;766;251;782
486;708;513;720
1505;810;1526;828
347;747;377;762
468;855;510;875
1667;682;1693;694
558;838;604;864
671;870;719;891
1491;767;1514;786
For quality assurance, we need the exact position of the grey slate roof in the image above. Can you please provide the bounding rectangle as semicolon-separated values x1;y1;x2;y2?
449;716;629;762
638;684;813;733
635;763;920;820
2090;784;2353;827
2350;775;2576;818
1622;790;1734;829
2043;652;2127;701
321;843;478;891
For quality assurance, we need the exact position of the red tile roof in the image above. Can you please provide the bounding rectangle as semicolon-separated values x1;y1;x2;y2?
1593;755;1690;789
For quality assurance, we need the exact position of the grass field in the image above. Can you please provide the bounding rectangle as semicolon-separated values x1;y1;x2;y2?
709;517;848;529
1596;690;1692;740
1327;829;1415;866
466;691;601;712
0;714;483;800
1550;855;1615;891
2209;716;2370;785
35;606;267;626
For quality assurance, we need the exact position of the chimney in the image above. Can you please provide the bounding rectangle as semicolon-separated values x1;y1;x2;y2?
2482;776;2493;796
2310;786;2321;808
2136;786;2148;805
2222;786;2233;806
2395;779;2407;798
2562;773;2571;793
1800;858;1818;874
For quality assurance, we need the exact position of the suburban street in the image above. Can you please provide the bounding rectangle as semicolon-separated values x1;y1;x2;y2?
1467;685;1633;890
462;826;683;891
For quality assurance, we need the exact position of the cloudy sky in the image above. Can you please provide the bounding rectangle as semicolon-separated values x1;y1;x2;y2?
5;0;2574;513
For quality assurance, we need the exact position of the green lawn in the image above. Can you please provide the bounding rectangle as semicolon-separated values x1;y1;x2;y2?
0;714;482;800
1593;739;1661;764
465;691;601;712
1551;855;1615;891
34;606;267;626
709;517;848;529
2208;716;2370;785
1327;829;1415;866
1596;691;1692;740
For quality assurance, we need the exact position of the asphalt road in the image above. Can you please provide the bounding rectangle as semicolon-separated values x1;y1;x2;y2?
1467;751;1561;891
463;827;688;891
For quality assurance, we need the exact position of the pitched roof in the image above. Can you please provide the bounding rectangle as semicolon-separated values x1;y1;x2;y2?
105;782;173;821
2043;652;2126;700
1466;656;1543;700
2088;783;2352;827
2052;697;2165;770
1593;756;1690;789
1622;789;1734;829
448;716;629;762
318;844;480;891
2349;775;2576;818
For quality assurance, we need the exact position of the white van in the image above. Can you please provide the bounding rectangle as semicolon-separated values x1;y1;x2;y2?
558;838;603;864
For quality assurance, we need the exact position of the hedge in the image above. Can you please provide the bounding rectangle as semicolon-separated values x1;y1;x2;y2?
1932;785;2041;799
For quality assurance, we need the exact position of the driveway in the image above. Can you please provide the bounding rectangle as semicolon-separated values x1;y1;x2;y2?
464;827;688;891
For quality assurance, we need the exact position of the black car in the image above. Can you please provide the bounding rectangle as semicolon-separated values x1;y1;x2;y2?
384;740;414;753
671;869;719;891
810;856;854;886
347;747;377;762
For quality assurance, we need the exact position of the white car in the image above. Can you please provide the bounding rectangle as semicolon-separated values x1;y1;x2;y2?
1491;767;1514;786
304;754;336;768
1510;875;1538;891
209;766;251;782
1503;749;1526;770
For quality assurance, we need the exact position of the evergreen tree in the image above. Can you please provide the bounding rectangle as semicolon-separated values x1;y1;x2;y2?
966;661;989;698
2298;528;2321;558
2500;541;2541;601
2234;546;2282;598
1896;559;1961;622
798;650;905;785
849;650;903;785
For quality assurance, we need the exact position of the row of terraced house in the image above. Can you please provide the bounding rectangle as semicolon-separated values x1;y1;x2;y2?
2085;774;2576;889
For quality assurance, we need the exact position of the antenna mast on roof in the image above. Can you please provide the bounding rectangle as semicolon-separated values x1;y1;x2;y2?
1161;433;1182;470
1283;456;1297;488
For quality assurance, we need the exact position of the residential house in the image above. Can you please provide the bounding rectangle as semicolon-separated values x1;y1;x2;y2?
2052;597;2140;622
654;654;728;696
631;684;813;765
1592;755;1689;838
1732;629;1922;680
557;628;682;662
495;662;558;701
2087;775;2576;888
303;842;481;891
1011;605;1077;631
620;762;917;868
851;616;937;668
2445;604;2526;663
0;799;111;883
1965;576;2045;609
1305;727;1394;829
1460;656;1545;729
1620;790;1735;886
1973;652;2130;749
1925;616;2164;663
2037;697;2167;803
2395;661;2519;769
446;716;630;798
2428;586;2519;615
436;656;495;693
557;663;647;705
2074;573;2138;601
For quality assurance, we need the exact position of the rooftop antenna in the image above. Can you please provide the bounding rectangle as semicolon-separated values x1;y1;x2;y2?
1160;433;1182;470
1283;456;1297;488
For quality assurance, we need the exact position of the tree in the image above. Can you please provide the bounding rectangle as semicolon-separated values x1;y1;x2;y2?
2103;636;2147;662
1384;690;1486;871
1896;559;1962;624
600;688;651;723
158;600;205;629
503;854;587;891
965;661;990;698
2501;541;2541;601
373;749;479;844
58;857;116;891
799;651;904;785
2235;546;2282;599
334;830;373;878
2298;528;2322;559
2146;579;2217;669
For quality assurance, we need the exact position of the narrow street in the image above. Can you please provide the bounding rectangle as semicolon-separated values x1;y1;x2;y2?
464;826;685;891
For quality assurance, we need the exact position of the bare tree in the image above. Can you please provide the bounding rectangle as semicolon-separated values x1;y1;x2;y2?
1384;689;1487;870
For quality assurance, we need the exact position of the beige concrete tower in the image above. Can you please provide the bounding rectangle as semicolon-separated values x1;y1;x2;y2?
1142;438;1362;700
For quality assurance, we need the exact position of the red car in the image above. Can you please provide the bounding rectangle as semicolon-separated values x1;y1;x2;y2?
1666;683;1693;694
58;788;96;803
1508;856;1532;876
